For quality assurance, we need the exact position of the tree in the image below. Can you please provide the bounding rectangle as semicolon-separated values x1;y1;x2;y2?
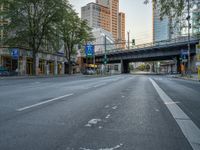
3;0;65;75
144;0;186;19
56;5;93;74
144;0;200;32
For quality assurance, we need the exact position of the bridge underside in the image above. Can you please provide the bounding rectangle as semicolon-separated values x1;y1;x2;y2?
83;39;199;74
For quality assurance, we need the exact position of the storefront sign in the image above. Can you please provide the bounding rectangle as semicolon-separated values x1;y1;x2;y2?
11;48;19;59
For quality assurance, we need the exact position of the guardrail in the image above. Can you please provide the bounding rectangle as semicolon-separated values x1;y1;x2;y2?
95;35;200;55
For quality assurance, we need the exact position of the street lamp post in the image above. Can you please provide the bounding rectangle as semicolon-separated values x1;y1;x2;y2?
187;0;192;76
104;35;107;74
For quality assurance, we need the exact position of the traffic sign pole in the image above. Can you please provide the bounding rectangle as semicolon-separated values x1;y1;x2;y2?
198;66;200;81
196;42;200;81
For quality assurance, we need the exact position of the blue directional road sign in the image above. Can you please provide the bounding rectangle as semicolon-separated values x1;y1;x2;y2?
11;48;19;59
85;44;95;57
181;50;188;56
180;50;188;62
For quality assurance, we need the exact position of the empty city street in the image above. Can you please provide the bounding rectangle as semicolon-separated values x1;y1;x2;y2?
0;75;200;150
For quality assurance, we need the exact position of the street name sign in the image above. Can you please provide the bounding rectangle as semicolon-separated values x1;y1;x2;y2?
180;50;188;63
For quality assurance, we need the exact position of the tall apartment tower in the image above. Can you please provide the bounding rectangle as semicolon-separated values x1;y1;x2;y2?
192;2;200;35
96;0;119;41
118;12;125;48
153;3;184;42
153;4;170;42
82;0;125;49
81;2;111;32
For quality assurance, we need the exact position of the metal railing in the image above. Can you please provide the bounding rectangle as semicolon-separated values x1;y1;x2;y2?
95;35;200;55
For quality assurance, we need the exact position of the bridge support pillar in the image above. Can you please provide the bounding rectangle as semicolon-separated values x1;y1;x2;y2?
176;56;181;74
121;59;129;74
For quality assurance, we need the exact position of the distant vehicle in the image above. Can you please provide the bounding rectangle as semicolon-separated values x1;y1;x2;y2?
0;66;10;76
83;68;96;75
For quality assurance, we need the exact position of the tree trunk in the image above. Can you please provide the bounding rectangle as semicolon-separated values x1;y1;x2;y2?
68;52;72;75
32;50;36;76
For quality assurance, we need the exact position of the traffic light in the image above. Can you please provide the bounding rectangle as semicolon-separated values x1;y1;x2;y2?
132;39;135;46
104;55;108;64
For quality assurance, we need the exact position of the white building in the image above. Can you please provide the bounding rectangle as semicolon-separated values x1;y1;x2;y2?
92;28;115;53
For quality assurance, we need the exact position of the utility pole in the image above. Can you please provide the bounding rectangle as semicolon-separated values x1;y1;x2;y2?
104;35;107;74
187;0;191;76
127;31;130;50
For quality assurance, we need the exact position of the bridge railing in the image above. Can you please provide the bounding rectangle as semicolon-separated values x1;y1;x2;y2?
95;34;200;55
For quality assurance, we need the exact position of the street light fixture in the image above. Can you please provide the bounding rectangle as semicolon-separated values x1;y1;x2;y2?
187;0;192;76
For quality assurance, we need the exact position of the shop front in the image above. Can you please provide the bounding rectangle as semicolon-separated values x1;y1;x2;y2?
47;61;54;75
57;62;62;75
0;55;21;75
26;58;33;75
39;59;45;75
0;47;67;76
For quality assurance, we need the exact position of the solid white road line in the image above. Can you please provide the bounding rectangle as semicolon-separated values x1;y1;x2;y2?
149;78;200;150
17;93;74;111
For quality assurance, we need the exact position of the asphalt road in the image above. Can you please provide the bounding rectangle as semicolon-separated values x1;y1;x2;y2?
0;75;200;150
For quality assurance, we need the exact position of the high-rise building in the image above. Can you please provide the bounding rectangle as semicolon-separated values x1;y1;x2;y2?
153;4;183;42
81;2;111;32
153;4;170;42
192;8;200;35
118;12;125;48
82;0;125;49
96;0;119;41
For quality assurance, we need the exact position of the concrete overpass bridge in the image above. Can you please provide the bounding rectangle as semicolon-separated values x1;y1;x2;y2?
92;36;200;73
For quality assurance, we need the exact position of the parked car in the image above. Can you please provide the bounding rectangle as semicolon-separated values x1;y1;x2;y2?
83;68;96;75
0;66;10;76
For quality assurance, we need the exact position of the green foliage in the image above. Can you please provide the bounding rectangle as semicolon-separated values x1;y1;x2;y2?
3;0;64;49
144;0;200;36
2;0;93;74
137;64;146;71
144;0;185;19
55;4;93;74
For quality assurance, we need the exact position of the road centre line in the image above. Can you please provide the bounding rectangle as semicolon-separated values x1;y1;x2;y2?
149;78;200;150
17;93;74;112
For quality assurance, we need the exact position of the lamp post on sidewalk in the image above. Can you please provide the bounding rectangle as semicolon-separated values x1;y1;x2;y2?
187;0;192;76
104;35;107;74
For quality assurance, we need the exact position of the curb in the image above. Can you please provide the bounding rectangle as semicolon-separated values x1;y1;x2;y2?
172;75;200;82
0;74;83;80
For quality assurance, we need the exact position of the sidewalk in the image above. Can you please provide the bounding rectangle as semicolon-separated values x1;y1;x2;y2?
0;74;83;80
172;74;200;82
0;73;113;80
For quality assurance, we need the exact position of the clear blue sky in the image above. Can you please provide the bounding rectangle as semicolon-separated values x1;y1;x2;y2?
69;0;153;44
